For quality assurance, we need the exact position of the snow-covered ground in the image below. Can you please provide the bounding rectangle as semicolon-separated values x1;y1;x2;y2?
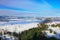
0;23;38;33
0;19;40;33
45;21;60;39
20;23;38;33
1;19;60;39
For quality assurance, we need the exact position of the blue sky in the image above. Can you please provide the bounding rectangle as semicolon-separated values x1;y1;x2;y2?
0;0;60;17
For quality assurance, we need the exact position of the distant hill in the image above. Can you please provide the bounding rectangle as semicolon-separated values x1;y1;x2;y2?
0;15;60;22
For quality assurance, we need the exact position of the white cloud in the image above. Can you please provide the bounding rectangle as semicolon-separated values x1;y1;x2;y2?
0;10;36;17
0;9;60;17
0;0;52;11
0;0;60;17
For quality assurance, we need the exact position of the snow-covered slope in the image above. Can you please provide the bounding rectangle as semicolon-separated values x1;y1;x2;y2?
0;22;38;33
45;21;60;39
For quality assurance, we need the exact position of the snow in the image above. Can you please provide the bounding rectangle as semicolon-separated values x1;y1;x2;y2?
1;20;60;39
45;30;55;38
20;23;38;32
45;21;60;39
0;23;38;33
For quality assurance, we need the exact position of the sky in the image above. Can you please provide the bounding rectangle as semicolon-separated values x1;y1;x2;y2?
0;0;60;17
